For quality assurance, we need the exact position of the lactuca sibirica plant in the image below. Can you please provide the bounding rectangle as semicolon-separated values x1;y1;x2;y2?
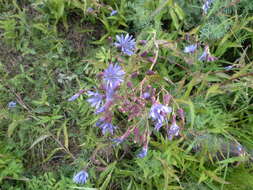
70;33;186;184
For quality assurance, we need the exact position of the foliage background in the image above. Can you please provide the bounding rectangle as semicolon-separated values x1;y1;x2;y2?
0;0;253;189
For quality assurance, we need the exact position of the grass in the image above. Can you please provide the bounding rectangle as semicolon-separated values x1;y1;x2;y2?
0;0;253;189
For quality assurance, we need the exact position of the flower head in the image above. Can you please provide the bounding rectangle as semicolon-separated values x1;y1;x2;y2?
199;51;207;61
224;65;234;71
87;91;103;109
96;118;117;135
87;7;94;13
202;0;213;14
114;34;136;56
103;64;125;90
149;103;172;131
8;101;17;108
110;10;118;16
142;92;151;99
184;44;197;53
137;147;148;158
168;117;180;140
73;170;88;185
198;46;217;62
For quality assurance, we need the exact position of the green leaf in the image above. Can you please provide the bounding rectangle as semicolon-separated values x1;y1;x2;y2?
205;84;223;100
63;121;69;149
176;99;195;128
205;170;230;184
98;161;117;185
174;3;184;20
100;171;113;190
169;9;179;30
216;156;247;164
42;147;64;163
29;134;51;149
8;120;19;137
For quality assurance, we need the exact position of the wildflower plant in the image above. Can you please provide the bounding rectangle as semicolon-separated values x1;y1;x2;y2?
69;33;186;161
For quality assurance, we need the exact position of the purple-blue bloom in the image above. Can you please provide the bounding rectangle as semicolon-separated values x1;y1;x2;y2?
103;64;125;90
105;87;115;101
87;91;103;109
8;101;17;108
73;170;88;185
202;0;213;14
114;34;136;56
224;65;234;71
184;44;197;53
198;50;208;61
142;92;151;99
112;138;124;145
137;147;148;158
87;7;94;13
68;93;80;102
96;118;117;135
198;46;217;62
149;103;172;131
168;122;180;140
110;10;118;16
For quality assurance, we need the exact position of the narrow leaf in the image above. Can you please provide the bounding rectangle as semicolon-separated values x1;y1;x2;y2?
30;134;51;149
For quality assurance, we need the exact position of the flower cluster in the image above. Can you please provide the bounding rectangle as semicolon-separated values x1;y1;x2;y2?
68;33;187;164
183;44;217;62
149;103;172;131
88;63;125;134
68;33;189;185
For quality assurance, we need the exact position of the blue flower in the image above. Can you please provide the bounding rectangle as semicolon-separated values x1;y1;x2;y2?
96;119;117;135
149;103;172;131
87;7;94;13
103;64;125;90
198;50;208;61
202;0;213;14
224;65;234;71
142;92;151;99
8;101;17;108
198;46;217;62
87;91;103;109
68;94;80;102
184;44;197;53
110;10;118;16
114;34;136;56
73;170;88;185
105;87;115;101
137;147;148;158
112;138;124;145
168;122;180;140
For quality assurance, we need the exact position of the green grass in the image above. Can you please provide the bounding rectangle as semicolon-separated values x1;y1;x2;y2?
1;0;253;189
